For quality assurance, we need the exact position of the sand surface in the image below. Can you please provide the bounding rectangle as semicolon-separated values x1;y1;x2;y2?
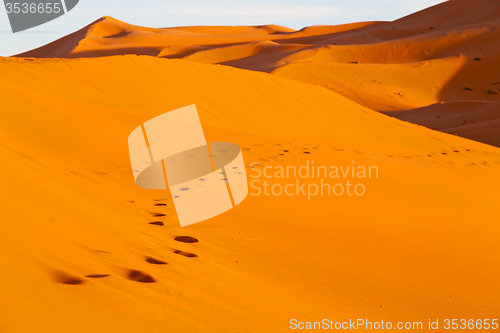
17;0;500;147
2;0;500;331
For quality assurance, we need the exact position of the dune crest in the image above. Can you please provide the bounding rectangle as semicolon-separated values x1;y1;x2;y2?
16;0;500;110
15;0;500;147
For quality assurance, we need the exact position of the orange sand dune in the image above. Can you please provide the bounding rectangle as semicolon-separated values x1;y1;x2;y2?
1;54;500;332
16;0;500;113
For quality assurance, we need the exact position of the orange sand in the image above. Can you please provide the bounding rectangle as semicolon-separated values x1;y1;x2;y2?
2;0;500;332
18;0;500;113
1;54;499;332
17;0;500;146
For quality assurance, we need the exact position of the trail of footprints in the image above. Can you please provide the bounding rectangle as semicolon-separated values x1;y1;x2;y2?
58;209;200;285
242;142;500;169
59;143;499;285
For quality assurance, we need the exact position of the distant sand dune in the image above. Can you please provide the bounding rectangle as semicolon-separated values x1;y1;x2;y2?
15;0;500;146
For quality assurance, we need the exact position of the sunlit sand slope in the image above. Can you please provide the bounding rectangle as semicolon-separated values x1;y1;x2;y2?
0;55;499;332
16;0;500;112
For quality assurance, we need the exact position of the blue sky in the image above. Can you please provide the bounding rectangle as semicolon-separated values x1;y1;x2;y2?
0;0;446;56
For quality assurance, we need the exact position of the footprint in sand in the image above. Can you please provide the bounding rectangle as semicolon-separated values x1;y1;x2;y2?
127;270;156;283
54;271;84;285
174;250;198;258
149;221;164;226
86;274;110;278
174;236;199;243
149;212;166;217
145;257;167;265
62;278;84;285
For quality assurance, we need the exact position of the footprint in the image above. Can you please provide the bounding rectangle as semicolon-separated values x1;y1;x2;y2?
174;236;199;243
54;271;84;285
93;250;111;254
146;257;167;265
154;203;167;206
149;221;164;226
60;277;84;285
127;270;156;283
150;212;166;217
174;250;198;258
86;274;110;278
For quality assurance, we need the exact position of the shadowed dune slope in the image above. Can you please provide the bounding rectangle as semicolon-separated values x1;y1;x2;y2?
383;101;500;147
0;55;499;332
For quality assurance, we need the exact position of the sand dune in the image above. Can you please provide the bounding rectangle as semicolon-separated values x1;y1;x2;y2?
15;0;500;148
16;0;500;111
3;0;500;331
1;54;499;332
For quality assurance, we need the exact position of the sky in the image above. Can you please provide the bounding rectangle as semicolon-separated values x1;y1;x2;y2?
0;0;446;56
